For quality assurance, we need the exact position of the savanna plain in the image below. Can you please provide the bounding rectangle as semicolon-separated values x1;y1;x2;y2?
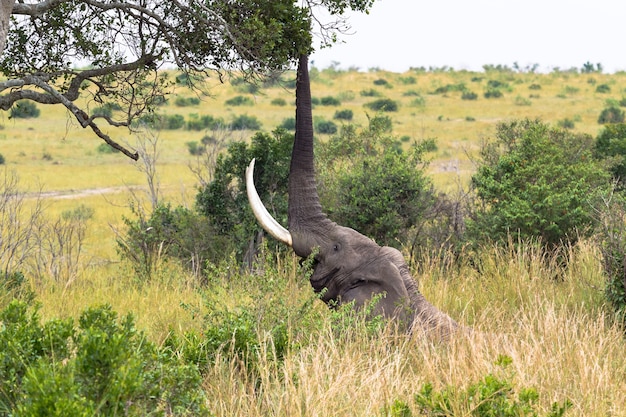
2;65;626;415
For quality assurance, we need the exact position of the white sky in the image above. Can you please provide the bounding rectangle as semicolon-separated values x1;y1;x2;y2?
310;0;626;73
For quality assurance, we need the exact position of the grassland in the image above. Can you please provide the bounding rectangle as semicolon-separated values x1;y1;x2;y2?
2;66;626;415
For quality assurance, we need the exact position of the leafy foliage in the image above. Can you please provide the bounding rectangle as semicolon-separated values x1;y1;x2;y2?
365;98;398;112
9;101;40;119
594;123;626;188
231;114;262;130
117;203;228;280
196;129;292;258
598;106;625;124
316;116;438;249
414;356;571;417
0;302;209;416
469;119;610;250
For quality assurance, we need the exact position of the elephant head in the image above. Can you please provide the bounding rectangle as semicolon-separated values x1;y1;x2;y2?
247;55;459;336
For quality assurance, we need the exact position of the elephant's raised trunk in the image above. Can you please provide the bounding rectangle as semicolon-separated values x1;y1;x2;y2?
287;55;335;257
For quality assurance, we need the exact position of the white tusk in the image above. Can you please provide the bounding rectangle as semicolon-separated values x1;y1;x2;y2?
246;158;293;246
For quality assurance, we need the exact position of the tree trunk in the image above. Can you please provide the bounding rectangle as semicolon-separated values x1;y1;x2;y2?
0;0;14;57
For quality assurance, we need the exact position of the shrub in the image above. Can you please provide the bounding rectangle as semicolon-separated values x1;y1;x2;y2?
279;117;296;130
0;154;4;165
117;203;229;279
187;114;225;131
225;95;254;106
315;119;338;134
461;90;478;100
596;83;611;93
373;78;391;88
398;76;416;85
484;88;503;98
414;356;571;417
186;141;204;156
91;103;122;118
598;106;625;124
514;95;532;106
196;129;292;259
558;118;576;129
334;109;353;121
174;96;201;106
163;114;185;129
320;96;341;106
270;97;287;106
360;89;381;97
594;123;626;187
529;83;542;90
0;302;209;416
469;119;610;250
365;98;398;112
231;114;262;130
10;101;40;118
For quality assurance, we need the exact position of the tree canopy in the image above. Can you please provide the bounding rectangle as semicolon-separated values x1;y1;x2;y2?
0;0;375;159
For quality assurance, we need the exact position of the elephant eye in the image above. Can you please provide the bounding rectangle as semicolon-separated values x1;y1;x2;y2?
333;243;340;252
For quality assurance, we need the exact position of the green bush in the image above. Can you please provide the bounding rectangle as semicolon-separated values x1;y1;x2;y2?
596;83;611;93
10;101;40;119
334;109;353;120
117;203;229;280
469;119;610;250
225;95;254;106
196;129;292;258
364;98;398;112
164;113;186;129
316;116;438;250
414;356;571;417
320;96;341;106
314;119;338;134
174;96;201;106
360;88;381;97
231;114;262;130
187;114;225;131
594;123;626;187
270;97;287;106
0;153;4;165
0;302;209;416
279;117;296;130
529;83;542;90
484;88;503;98
96;143;120;154
461;90;478;100
598;106;625;124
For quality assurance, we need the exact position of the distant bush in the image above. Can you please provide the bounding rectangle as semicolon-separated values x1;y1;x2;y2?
91;102;122;118
558;118;576;129
174;96;201;106
10;100;40;118
594;123;626;187
310;97;320;105
360;89;381;97
528;83;542;90
514;95;532;106
231;114;261;130
96;143;120;154
225;95;254;106
333;109;353;121
402;90;421;97
484;88;503;99
279;117;296;130
187;114;225;131
0;154;4;165
487;79;509;89
373;79;391;88
270;98;287;106
163;114;185;129
365;98;398;112
315;119;338;134
431;83;465;94
598;106;625;124
461;91;478;100
320;96;341;106
398;76;416;85
596;83;611;93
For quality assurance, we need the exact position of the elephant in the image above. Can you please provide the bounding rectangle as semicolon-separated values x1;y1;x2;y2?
246;55;460;337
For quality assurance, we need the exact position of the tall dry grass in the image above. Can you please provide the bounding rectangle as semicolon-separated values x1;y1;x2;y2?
197;241;625;416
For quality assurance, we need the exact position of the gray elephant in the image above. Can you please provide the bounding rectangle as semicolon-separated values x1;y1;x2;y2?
247;55;459;337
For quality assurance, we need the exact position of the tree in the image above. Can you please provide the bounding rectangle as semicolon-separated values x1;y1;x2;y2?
0;0;375;159
469;119;610;250
594;123;626;188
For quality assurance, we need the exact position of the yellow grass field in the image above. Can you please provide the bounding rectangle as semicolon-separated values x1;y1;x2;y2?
2;67;626;415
